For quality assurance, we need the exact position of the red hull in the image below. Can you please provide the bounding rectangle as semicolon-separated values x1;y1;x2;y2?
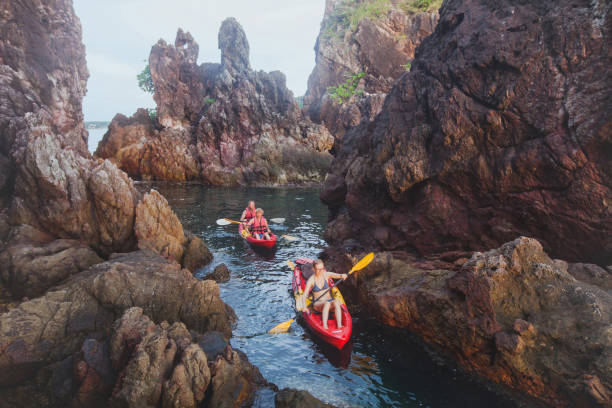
239;224;277;249
291;258;352;349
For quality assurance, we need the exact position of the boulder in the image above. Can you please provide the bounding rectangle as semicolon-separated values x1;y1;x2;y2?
203;263;231;283
207;347;269;408
275;388;336;408
182;233;213;273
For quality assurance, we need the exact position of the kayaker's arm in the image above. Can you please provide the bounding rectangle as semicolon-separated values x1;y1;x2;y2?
327;272;348;280
240;209;247;222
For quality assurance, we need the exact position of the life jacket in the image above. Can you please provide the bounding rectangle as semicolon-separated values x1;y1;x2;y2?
250;216;268;234
244;207;255;222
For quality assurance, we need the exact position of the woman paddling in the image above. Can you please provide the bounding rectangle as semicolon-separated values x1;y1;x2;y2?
302;259;347;330
240;201;256;224
247;208;272;240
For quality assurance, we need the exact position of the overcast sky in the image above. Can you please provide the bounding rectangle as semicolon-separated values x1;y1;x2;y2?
73;0;325;121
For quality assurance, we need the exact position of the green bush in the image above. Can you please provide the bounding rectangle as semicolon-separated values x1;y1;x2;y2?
204;97;216;104
403;62;412;71
137;65;154;94
147;108;157;120
324;0;391;36
327;72;366;105
399;0;443;14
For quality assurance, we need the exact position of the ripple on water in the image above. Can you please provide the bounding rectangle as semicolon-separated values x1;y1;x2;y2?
138;183;520;408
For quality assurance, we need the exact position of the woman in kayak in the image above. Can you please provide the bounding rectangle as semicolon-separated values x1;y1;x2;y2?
247;208;272;240
240;201;256;224
303;260;347;330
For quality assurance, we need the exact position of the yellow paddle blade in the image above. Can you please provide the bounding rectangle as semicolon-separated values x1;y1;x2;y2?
223;218;242;225
240;229;250;238
286;260;295;270
348;252;375;275
281;234;299;242
268;319;294;334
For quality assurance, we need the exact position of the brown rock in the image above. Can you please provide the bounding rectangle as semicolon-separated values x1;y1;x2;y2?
304;0;439;141
0;250;235;388
161;344;210;408
207;347;268;408
0;236;102;299
135;190;187;263
96;20;333;186
182;233;213;273
329;237;612;406
275;388;335;408
322;0;612;265
72;339;115;408
203;263;231;283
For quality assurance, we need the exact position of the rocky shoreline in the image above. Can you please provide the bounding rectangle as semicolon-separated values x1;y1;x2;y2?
0;0;332;406
0;0;610;406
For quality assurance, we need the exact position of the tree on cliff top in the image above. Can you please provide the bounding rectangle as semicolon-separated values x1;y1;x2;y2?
137;64;154;94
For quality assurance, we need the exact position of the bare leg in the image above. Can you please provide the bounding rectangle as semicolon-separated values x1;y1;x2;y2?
322;302;331;329
264;232;271;240
334;299;343;328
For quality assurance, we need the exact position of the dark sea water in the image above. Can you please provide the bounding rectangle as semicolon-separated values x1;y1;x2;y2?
140;182;521;408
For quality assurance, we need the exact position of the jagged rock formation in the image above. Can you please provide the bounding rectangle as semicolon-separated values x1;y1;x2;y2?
95;20;334;186
322;0;612;265
0;252;270;407
0;0;211;296
303;0;439;141
324;237;612;406
0;0;279;406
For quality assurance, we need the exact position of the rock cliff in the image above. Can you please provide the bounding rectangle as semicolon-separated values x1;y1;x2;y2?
303;0;439;142
0;1;275;406
320;0;612;405
95;20;334;186
322;0;612;265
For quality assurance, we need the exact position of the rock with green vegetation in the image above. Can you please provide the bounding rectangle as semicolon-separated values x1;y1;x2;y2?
304;0;439;142
96;20;334;186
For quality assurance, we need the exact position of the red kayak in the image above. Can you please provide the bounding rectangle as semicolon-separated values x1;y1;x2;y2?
291;258;352;349
238;224;277;249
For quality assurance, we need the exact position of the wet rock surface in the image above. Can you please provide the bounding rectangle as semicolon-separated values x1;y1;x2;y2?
96;19;334;186
304;0;438;142
275;388;336;408
203;263;231;283
325;237;612;406
322;0;612;265
0;252;261;407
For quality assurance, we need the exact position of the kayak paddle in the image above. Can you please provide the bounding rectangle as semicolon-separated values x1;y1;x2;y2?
281;234;298;241
269;253;375;334
310;252;375;305
217;217;285;225
216;218;243;225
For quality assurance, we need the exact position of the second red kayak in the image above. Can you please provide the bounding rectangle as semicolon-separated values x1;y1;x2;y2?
291;258;352;349
238;224;277;249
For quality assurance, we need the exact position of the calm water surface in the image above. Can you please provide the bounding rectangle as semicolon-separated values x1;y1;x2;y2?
141;182;519;408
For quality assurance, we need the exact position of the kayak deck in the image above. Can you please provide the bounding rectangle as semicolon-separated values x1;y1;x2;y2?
291;258;352;349
238;224;277;249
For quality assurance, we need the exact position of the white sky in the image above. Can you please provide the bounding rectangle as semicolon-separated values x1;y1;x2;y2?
74;0;326;121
